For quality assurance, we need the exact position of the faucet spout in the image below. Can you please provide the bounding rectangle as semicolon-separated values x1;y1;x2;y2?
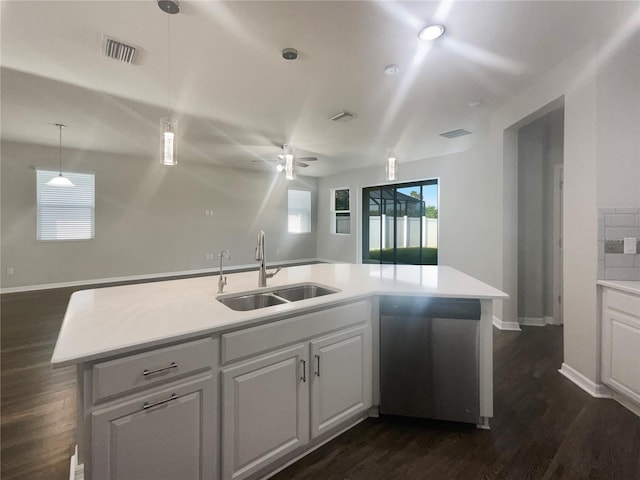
256;230;281;287
218;249;231;294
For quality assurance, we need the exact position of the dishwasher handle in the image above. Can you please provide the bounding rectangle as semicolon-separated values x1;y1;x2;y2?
380;297;481;320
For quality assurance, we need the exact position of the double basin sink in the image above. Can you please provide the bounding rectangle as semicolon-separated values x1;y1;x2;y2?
217;283;340;311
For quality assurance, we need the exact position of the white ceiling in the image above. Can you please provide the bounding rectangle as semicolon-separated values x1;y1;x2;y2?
0;1;634;177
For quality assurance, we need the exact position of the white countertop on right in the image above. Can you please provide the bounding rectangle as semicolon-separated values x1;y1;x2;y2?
597;280;640;295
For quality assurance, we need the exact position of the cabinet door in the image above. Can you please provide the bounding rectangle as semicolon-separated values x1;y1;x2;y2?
221;344;309;480
602;309;640;403
310;324;372;438
91;373;216;480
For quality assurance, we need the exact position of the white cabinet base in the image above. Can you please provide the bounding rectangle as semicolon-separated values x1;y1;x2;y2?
221;344;310;480
600;285;640;416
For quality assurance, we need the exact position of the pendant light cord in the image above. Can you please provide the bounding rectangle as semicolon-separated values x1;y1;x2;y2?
167;13;171;118
57;123;65;174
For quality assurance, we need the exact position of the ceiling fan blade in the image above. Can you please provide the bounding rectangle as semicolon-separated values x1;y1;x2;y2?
295;162;309;168
297;156;318;161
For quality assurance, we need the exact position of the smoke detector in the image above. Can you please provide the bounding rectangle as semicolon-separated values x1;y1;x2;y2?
158;0;180;14
282;48;298;60
103;36;138;64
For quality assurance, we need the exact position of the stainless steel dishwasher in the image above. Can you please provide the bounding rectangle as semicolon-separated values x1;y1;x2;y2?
379;296;481;424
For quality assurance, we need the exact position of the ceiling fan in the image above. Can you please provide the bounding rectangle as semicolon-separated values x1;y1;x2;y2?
252;144;318;178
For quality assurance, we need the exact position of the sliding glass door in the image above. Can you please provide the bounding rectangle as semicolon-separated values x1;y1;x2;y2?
362;180;438;265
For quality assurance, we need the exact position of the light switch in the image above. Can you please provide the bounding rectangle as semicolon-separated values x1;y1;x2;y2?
623;237;637;254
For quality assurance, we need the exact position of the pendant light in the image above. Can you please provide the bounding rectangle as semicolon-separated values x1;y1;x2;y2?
282;48;297;180
283;144;296;181
158;0;179;166
47;123;74;187
385;148;398;182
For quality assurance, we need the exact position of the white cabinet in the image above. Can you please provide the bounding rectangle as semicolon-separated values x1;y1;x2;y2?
221;344;309;480
601;287;640;405
80;337;218;480
220;301;373;480
91;373;216;480
310;325;372;437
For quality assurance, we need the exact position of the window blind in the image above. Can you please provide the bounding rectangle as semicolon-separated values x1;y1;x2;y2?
36;170;95;241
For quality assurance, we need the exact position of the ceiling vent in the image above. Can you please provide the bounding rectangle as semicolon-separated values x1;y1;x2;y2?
329;111;357;123
103;36;138;64
439;128;472;139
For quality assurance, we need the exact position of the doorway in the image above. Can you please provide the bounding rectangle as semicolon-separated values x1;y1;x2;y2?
362;180;438;265
517;108;564;326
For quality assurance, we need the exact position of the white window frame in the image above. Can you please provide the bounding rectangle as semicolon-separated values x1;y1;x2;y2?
330;187;351;235
287;189;311;234
36;169;95;241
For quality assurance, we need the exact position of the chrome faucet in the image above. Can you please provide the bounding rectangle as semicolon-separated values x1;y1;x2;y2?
255;230;281;287
217;249;231;294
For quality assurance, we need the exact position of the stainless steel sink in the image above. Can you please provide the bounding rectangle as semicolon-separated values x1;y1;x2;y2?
217;293;287;311
272;284;337;302
217;282;340;311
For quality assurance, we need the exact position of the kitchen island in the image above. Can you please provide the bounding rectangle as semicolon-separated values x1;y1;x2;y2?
52;264;507;480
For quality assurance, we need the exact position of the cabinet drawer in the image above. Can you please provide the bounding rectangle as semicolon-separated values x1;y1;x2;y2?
605;289;640;319
221;300;371;364
93;337;215;403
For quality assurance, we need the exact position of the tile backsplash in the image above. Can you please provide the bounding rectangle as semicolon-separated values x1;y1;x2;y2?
598;208;640;280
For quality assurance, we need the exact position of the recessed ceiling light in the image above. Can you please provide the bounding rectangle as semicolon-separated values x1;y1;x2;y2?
419;24;445;41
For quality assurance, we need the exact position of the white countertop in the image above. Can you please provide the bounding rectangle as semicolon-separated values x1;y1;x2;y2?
597;280;640;295
51;264;508;367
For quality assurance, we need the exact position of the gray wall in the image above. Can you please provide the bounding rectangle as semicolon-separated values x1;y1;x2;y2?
494;8;639;382
0;141;317;289
517;109;564;321
316;140;503;291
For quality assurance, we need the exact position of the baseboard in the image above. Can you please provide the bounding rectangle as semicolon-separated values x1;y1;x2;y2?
610;391;640;417
558;363;613;399
544;315;562;326
519;317;546;327
493;315;522;331
519;316;561;327
0;258;326;294
314;257;347;264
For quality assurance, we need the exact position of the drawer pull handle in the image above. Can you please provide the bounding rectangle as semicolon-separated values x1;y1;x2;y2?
143;362;178;377
143;393;178;410
315;354;320;377
300;359;307;383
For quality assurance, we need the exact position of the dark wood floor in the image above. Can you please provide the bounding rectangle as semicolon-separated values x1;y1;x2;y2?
1;287;79;480
2;287;640;480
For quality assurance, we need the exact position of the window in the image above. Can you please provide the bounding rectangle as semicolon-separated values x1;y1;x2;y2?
288;189;311;233
331;188;351;235
37;170;95;241
362;179;438;265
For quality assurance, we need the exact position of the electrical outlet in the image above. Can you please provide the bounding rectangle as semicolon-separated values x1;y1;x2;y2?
623;237;637;254
6;267;14;275
205;253;215;260
204;210;214;216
